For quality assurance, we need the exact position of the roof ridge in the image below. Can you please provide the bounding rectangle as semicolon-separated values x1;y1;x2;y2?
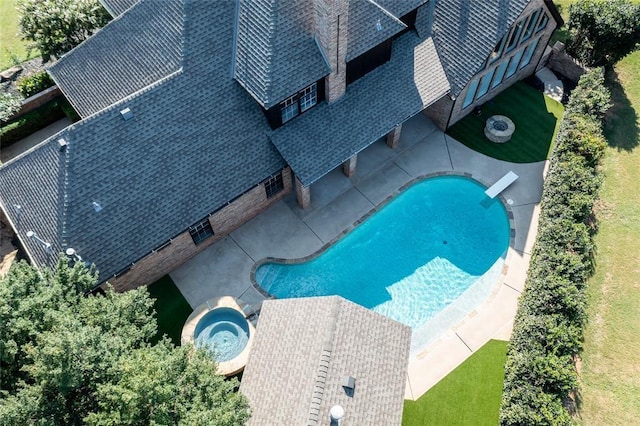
307;347;332;425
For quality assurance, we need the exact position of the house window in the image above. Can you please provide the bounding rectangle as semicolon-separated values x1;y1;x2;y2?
491;60;509;89
280;83;319;124
521;9;541;42
264;172;285;198
463;78;480;109
506;49;525;79
189;218;214;245
536;12;549;33
489;34;508;64
505;20;524;53
475;68;496;100
299;83;317;113
519;38;540;70
280;94;299;123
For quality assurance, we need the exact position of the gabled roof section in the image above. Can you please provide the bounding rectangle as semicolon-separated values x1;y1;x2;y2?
99;0;138;17
346;0;407;61
271;31;450;186
49;0;184;118
240;296;411;425
0;141;68;271
0;0;284;282
431;0;529;96
373;0;429;18
233;0;331;109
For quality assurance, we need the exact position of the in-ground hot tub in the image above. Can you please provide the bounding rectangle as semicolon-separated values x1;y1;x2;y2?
181;296;255;376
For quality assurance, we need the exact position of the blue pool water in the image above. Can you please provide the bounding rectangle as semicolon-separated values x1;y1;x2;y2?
194;307;250;362
255;176;510;334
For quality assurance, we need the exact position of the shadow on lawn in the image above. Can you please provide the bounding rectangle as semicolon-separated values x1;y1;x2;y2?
604;68;639;152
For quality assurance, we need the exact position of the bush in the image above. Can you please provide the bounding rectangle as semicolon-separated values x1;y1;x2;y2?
499;69;610;424
566;0;640;67
16;71;55;98
0;93;23;123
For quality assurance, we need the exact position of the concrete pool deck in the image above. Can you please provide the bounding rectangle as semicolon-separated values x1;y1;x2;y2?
170;112;547;400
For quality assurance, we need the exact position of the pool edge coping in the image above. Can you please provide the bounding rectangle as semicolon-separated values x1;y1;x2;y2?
248;171;517;342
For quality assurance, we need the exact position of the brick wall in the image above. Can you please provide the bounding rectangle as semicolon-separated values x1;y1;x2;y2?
447;0;557;128
107;167;293;291
422;95;453;131
314;0;348;102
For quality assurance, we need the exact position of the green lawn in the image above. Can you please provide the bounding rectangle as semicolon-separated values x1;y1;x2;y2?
577;50;640;425
0;0;37;70
403;340;508;426
447;82;564;163
147;275;193;345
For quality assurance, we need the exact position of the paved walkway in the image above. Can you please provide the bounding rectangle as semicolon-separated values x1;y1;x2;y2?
171;112;547;399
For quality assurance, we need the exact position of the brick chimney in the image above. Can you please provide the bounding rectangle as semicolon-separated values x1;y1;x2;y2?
314;0;348;103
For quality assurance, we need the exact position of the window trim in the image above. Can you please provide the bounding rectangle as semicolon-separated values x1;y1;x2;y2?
505;49;525;79
264;171;285;199
536;12;549;33
491;60;509;89
463;78;480;109
521;9;541;42
189;218;214;245
519;37;540;70
475;68;496;100
505;20;524;53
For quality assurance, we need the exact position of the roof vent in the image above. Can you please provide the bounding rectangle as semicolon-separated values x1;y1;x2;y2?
92;201;103;212
58;137;67;149
342;376;355;390
120;107;133;121
376;18;383;31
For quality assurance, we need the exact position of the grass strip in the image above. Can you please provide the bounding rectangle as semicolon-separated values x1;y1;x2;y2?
147;275;192;346
403;340;508;426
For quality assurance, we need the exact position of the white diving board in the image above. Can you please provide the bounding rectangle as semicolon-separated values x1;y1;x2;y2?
485;171;518;198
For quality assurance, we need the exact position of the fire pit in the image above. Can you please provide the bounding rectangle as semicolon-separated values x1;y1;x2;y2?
484;115;515;143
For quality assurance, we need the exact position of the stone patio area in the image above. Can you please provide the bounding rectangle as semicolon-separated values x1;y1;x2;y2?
169;112;547;399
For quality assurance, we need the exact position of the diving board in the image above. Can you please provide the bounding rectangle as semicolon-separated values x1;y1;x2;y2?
485;171;518;198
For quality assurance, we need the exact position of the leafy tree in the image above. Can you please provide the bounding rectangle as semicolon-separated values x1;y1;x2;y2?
17;0;111;61
566;0;640;66
0;260;249;425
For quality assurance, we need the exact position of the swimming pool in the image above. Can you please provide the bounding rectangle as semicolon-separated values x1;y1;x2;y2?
255;176;510;347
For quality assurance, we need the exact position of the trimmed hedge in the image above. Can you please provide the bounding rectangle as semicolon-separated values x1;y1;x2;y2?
0;97;78;149
500;69;611;425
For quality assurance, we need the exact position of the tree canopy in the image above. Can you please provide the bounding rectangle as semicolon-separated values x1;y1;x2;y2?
0;259;249;425
566;0;640;66
17;0;112;61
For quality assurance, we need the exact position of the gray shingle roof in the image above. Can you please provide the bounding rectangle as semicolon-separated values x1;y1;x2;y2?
346;0;406;62
270;31;450;186
373;0;429;18
431;0;529;96
49;0;184;118
233;0;331;109
240;296;411;425
99;0;138;17
0;0;284;280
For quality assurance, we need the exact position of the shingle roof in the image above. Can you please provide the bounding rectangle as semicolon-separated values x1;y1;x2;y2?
233;0;331;109
49;0;184;117
240;296;411;425
0;0;284;280
346;0;406;61
270;31;450;186
99;0;138;17
431;0;529;96
373;0;428;18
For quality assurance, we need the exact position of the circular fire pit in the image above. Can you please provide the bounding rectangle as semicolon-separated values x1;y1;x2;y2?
484;115;515;143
